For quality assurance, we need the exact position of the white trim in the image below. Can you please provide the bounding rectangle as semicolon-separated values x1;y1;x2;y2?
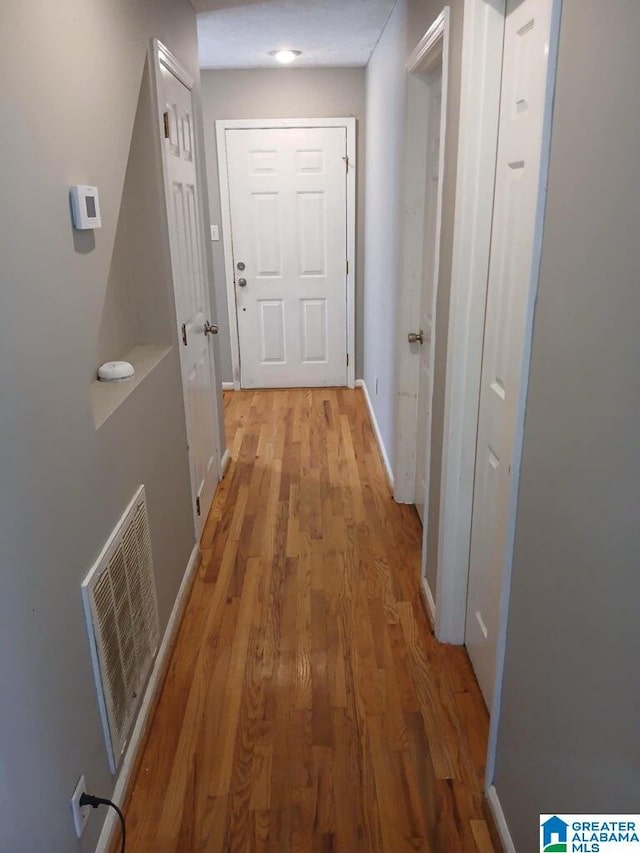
356;379;394;490
394;9;449;516
406;8;448;72
345;121;357;390
485;0;563;788
420;577;437;629
435;0;505;643
486;786;516;853
151;39;224;534
220;448;232;477
95;542;201;853
221;381;235;391
215;117;357;390
151;38;194;89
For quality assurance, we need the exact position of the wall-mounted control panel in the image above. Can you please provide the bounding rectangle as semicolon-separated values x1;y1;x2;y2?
70;185;102;230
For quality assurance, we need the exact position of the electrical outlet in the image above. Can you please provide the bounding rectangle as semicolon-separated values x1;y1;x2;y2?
70;775;91;838
210;224;220;241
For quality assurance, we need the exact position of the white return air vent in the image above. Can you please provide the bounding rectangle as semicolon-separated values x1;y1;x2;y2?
82;486;160;773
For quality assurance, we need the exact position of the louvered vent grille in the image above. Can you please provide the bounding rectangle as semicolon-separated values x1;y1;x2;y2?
82;486;160;772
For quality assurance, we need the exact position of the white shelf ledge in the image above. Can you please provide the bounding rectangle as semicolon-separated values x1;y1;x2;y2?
90;344;172;429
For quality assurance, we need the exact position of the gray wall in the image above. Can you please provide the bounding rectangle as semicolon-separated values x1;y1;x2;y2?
363;0;464;596
494;1;640;847
362;0;408;455
0;1;209;849
200;67;367;383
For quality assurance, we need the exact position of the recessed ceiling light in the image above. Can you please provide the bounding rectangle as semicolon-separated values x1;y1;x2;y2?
269;49;302;64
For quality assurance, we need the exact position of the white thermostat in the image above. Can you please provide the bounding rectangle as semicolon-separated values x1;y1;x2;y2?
70;185;102;230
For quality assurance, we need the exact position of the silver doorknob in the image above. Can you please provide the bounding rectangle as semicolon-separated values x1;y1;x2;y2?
237;278;247;287
204;321;219;336
408;331;424;345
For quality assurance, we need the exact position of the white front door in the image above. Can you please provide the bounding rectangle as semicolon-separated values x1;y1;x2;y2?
465;0;554;705
224;127;348;388
414;73;443;523
157;50;220;538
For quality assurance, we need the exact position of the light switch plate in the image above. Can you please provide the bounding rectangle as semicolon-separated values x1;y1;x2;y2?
210;224;220;241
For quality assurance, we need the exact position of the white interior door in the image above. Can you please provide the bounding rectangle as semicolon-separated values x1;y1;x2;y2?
224;126;348;388
465;0;554;706
158;53;220;538
414;73;443;523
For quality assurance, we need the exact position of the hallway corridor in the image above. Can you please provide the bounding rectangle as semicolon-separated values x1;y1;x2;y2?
125;389;496;851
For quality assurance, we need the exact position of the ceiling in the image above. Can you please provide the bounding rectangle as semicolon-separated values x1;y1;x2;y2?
194;0;397;70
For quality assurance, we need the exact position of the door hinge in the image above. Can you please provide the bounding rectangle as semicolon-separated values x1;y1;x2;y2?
163;111;170;139
181;323;187;345
196;496;201;516
346;259;349;275
343;155;349;173
346;353;349;367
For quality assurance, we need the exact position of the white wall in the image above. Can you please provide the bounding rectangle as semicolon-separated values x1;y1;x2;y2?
200;67;366;383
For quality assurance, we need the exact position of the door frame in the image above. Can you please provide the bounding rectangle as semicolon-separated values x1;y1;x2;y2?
432;0;563;788
392;10;450;620
215;117;357;390
150;38;223;536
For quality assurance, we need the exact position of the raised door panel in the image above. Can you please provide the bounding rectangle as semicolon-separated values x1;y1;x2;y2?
297;192;326;277
301;299;328;363
258;300;286;364
253;193;283;277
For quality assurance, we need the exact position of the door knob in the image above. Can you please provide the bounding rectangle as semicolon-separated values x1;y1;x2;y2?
408;331;424;345
204;321;219;336
237;278;247;287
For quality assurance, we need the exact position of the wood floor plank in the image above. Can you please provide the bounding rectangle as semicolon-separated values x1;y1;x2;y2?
124;388;499;852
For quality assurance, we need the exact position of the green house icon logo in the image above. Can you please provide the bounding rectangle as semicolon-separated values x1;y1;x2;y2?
541;816;569;852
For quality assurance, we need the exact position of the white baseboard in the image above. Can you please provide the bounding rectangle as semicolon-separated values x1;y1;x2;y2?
420;577;437;628
221;381;235;390
95;542;201;852
486;785;516;853
356;379;394;490
220;448;231;477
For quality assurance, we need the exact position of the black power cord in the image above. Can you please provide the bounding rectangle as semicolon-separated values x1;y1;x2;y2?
79;793;126;853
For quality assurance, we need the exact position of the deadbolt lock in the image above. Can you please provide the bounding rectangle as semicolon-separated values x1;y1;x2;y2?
237;261;245;271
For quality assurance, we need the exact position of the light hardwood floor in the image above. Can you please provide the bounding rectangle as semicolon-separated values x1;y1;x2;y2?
125;388;498;852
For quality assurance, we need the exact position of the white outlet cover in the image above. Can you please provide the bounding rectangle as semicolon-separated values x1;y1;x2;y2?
70;775;91;838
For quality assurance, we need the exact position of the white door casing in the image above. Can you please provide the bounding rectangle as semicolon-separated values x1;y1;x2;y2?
217;119;356;390
414;73;443;523
435;0;505;646
153;41;221;539
393;9;449;518
464;0;556;707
